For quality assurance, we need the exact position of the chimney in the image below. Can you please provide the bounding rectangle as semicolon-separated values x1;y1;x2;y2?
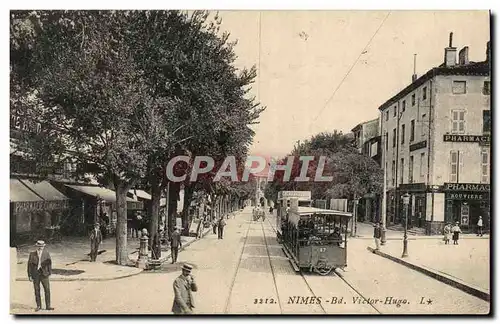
411;54;418;82
458;46;469;65
444;32;457;67
486;41;490;62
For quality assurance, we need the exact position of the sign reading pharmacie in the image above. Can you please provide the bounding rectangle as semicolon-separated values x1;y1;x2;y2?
443;134;490;145
443;183;490;201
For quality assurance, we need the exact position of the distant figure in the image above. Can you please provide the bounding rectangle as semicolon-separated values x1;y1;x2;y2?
269;206;274;214
89;223;103;262
27;240;54;311
451;222;462;245
218;217;227;239
477;216;483;237
212;218;218;235
443;223;451;245
172;263;198;314
131;212;141;238
170;226;182;264
373;223;381;251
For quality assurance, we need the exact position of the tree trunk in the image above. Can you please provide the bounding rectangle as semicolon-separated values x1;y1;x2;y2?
168;181;180;233
115;181;132;266
149;172;162;258
182;185;195;230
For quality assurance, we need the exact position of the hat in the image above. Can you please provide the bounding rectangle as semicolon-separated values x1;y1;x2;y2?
35;240;46;247
182;263;193;272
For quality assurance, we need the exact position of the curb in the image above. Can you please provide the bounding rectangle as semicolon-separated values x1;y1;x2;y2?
155;227;213;264
15;268;143;282
367;246;490;302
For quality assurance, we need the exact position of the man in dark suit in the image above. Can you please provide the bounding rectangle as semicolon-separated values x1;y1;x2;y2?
27;240;54;311
170;226;182;264
218;217;226;239
171;263;197;314
89;223;103;262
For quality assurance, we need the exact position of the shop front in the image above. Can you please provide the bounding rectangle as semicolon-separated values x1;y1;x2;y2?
397;183;427;229
443;183;490;233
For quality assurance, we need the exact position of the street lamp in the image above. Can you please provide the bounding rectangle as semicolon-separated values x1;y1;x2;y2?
402;192;410;258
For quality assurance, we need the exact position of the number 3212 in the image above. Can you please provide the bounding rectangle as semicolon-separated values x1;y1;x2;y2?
254;298;275;304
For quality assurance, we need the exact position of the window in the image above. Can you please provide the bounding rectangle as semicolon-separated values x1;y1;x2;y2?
481;148;489;183
421;114;427;138
451;110;466;134
385;132;388;150
483;81;490;95
400;158;404;184
392;128;396;147
410;120;415;142
401;124;405;144
402;100;406;112
411;94;416;106
392;160;396;186
370;142;378;157
409;156;414;183
450;151;460;183
393;106;397;117
386;110;389;121
420;153;426;179
483;110;491;133
452;81;466;94
422;86;427;100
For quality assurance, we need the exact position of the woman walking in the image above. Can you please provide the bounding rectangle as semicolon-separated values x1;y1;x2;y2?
451;222;462;245
443;223;451;245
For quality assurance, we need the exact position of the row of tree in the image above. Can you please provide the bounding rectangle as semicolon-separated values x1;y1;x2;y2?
11;10;263;265
264;131;383;205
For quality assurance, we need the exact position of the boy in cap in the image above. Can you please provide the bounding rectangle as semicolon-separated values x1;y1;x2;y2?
172;263;198;314
27;240;54;311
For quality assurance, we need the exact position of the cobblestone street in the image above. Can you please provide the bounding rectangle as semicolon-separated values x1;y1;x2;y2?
11;208;490;315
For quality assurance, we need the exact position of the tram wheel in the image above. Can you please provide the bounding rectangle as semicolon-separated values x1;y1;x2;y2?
313;265;334;276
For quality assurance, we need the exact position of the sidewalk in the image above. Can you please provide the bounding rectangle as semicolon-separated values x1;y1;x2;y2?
13;222;217;282
368;236;490;301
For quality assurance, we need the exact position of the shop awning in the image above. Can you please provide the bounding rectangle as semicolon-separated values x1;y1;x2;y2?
10;179;43;202
20;180;68;201
129;189;152;200
65;185;136;202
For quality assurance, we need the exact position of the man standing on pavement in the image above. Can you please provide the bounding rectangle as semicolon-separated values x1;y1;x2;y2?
373;223;381;251
170;226;182;264
477;216;483;237
89;223;103;262
27;240;54;311
218;217;226;239
171;263;198;314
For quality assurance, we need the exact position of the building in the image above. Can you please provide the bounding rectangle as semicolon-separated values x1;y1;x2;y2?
379;33;490;234
351;119;382;222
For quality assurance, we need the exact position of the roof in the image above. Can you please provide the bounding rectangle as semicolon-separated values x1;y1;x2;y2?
129;189;151;200
21;180;68;201
10;179;43;202
350;118;378;133
296;206;352;217
66;185;137;202
378;60;490;112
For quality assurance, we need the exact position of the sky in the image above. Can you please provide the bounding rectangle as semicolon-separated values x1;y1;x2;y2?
216;10;490;157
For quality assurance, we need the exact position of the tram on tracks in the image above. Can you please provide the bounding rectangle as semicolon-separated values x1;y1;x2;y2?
277;192;353;276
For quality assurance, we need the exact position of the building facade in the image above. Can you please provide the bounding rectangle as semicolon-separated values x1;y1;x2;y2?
379;35;490;234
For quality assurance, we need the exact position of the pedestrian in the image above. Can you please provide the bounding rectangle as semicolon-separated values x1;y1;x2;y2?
451;222;462;245
477;216;483;237
170;226;182;264
218;217;226;239
171;263;198;314
89;223;103;262
27;240;54;311
443;223;451;245
373;223;381;251
212;218;218;235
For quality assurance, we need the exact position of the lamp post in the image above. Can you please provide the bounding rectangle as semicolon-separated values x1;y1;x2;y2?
402;192;410;258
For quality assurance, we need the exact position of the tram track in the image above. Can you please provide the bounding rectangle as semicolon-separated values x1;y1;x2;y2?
264;213;382;315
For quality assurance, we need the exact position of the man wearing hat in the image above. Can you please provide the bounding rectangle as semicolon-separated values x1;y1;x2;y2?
170;226;182;264
27;240;54;311
89;223;103;262
172;263;198;314
373;222;382;252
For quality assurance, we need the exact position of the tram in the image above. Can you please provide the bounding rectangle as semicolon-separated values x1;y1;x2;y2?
276;191;312;242
279;197;352;276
